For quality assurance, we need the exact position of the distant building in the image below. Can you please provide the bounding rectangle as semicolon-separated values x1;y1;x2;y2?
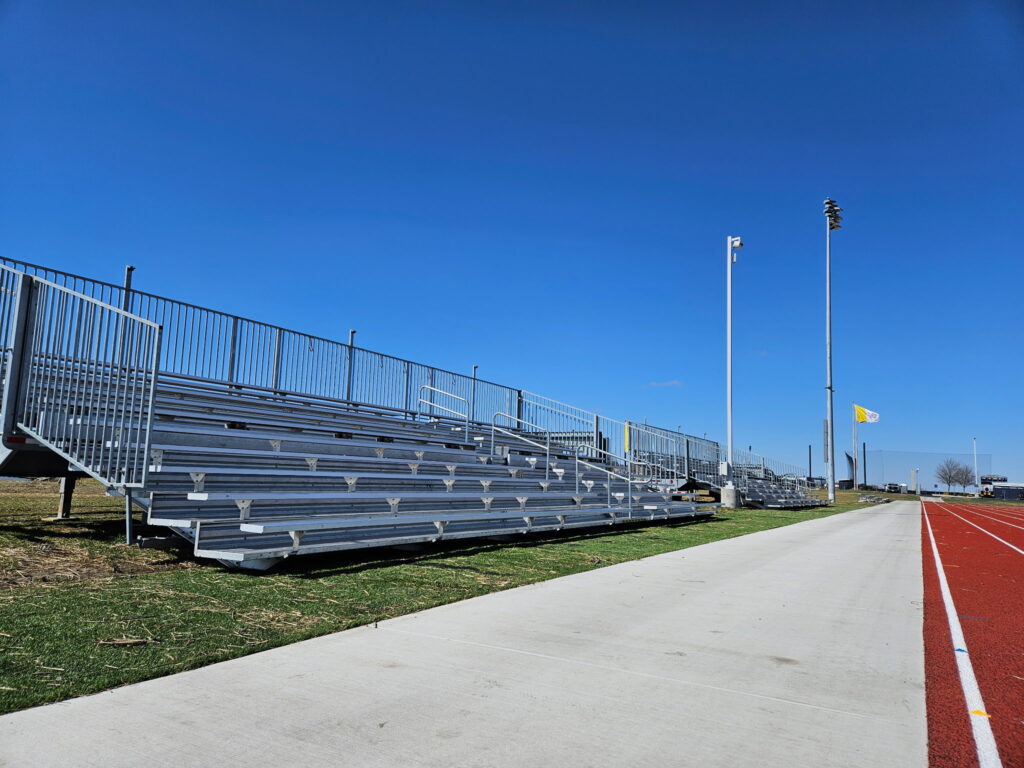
991;483;1024;501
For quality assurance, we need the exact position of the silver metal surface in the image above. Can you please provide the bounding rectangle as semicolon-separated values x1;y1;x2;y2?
3;267;162;488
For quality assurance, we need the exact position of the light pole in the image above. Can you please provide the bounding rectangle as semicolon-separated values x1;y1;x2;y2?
723;235;743;508
824;198;843;502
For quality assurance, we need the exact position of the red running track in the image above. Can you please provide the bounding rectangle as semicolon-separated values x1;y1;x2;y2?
923;500;1024;767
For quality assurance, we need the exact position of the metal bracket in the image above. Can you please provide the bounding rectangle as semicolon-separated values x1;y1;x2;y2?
345;476;358;492
269;440;281;452
305;457;318;472
189;472;206;493
407;462;420;475
386;497;401;515
236;499;253;521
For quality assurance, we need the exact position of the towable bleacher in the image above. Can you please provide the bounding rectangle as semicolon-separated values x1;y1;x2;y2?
0;260;728;569
740;479;818;510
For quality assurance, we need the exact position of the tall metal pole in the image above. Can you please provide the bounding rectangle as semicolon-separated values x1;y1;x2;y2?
726;235;733;489
823;199;842;503
825;222;835;501
862;441;867;487
973;437;979;495
723;236;742;508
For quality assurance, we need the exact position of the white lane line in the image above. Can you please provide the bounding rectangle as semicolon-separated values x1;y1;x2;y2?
923;503;1002;768
946;504;1024;532
937;503;1024;556
961;504;1024;521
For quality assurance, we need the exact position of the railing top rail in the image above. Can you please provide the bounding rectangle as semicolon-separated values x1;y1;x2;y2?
419;384;467;403
574;455;630;483
0;257;514;391
0;265;161;328
417;399;466;419
492;412;549;434
491;423;548;452
522;390;711;445
575;443;667;475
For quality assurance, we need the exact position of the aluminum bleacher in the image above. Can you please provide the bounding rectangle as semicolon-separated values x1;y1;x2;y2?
741;478;818;510
0;259;734;569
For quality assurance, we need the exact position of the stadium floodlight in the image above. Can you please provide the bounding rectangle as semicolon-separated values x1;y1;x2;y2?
823;198;842;502
723;235;745;508
824;198;843;230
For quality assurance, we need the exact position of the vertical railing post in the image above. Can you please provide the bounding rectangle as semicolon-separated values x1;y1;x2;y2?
516;390;524;430
345;329;356;402
592;414;599;460
226;316;238;383
124;488;134;545
115;265;135;371
627;460;633;516
121;265;135;313
1;274;33;440
271;328;282;391
469;365;478;423
684;438;691;482
403;361;411;417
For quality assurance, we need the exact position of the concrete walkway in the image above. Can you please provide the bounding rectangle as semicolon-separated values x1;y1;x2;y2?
0;502;926;768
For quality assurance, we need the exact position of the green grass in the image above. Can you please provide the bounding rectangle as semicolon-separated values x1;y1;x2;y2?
0;479;869;715
933;495;1024;506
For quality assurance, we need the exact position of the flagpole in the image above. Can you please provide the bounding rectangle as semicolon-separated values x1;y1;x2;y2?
852;403;858;491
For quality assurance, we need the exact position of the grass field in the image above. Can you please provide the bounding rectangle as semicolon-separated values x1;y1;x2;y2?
0;478;872;715
933;495;1024;506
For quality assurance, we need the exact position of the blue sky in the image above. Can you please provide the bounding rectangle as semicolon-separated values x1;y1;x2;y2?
2;1;1022;480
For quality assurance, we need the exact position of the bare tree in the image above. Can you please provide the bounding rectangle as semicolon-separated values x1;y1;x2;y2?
955;463;975;493
936;458;961;493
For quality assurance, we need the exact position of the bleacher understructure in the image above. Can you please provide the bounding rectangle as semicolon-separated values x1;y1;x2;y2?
0;259;816;569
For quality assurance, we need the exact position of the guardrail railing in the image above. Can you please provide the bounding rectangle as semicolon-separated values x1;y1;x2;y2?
1;267;161;487
0;258;808;493
417;385;470;444
0;257;521;425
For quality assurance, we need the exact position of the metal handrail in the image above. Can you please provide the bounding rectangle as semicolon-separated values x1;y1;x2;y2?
490;412;551;480
3;270;162;489
417;385;470;444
